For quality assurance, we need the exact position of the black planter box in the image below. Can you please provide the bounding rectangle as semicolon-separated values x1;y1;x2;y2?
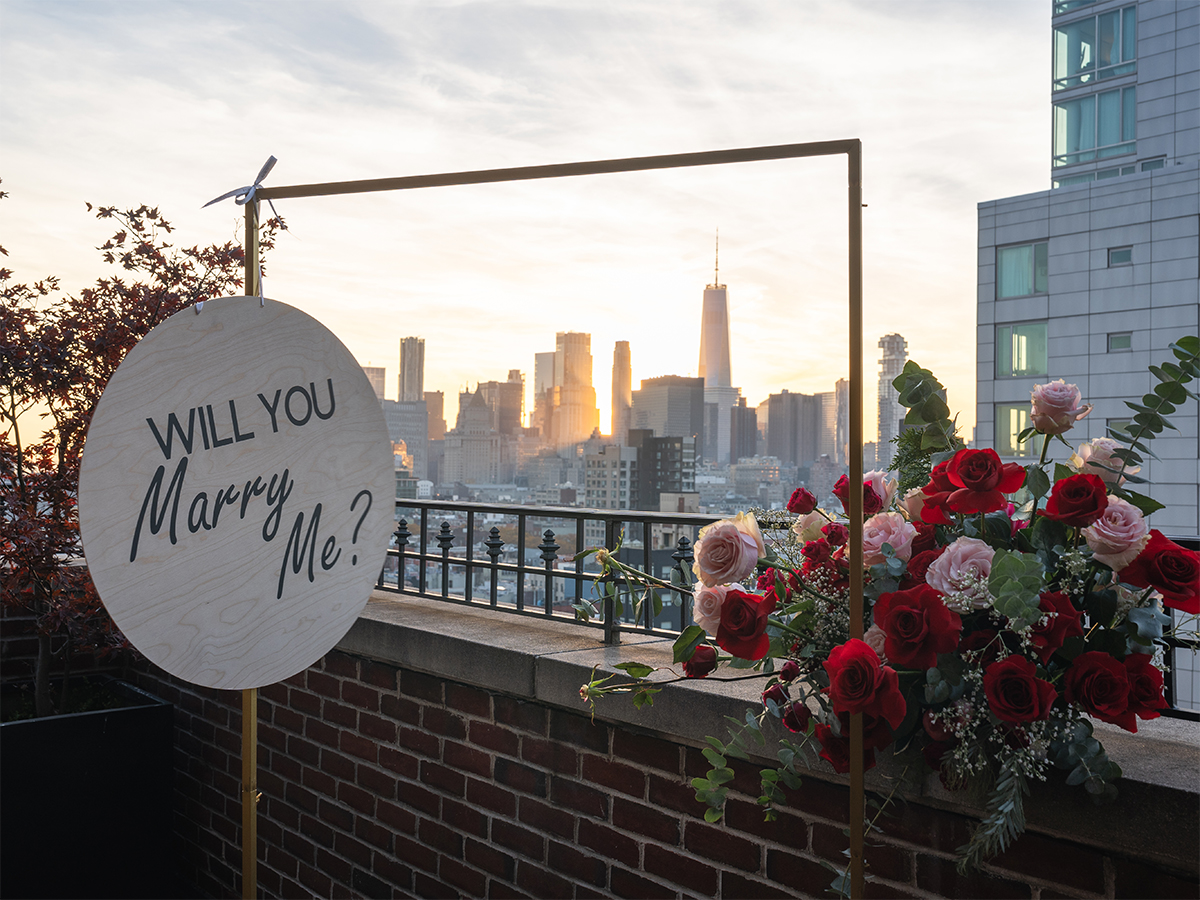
0;679;175;899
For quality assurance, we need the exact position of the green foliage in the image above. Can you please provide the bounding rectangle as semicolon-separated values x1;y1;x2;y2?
956;768;1029;875
672;625;707;664
889;361;964;492
988;550;1045;629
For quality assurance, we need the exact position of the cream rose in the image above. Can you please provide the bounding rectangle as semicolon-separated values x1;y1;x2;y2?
864;470;898;510
1030;380;1091;435
694;513;765;586
692;583;741;636
792;510;826;543
897;487;927;523
1071;437;1139;485
926;537;995;612
862;512;918;566
1083;496;1150;571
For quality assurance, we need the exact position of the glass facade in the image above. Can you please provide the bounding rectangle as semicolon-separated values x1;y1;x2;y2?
1054;6;1136;90
997;322;1048;378
995;404;1033;457
1054;86;1136;166
996;242;1049;298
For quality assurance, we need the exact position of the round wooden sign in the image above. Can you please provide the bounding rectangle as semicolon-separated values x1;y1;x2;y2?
78;296;394;690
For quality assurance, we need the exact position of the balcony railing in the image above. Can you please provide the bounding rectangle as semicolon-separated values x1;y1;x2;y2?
377;498;1199;719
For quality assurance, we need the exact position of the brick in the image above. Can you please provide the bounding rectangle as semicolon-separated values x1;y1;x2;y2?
338;781;375;815
283;671;306;688
299;862;333;896
316;847;354;885
812;823;911;884
782;776;851;826
340;730;378;763
915;854;1033;899
610;867;675;899
685;820;761;872
493;695;548;735
612;797;680;845
466;837;518;880
307;670;340;698
398;725;441;759
644;844;719;895
283;829;316;866
300;813;335;848
874;802;973;855
381;692;420;724
440;856;488;896
379;746;419;779
864;880;924;900
273;705;304;735
285;782;319;814
305;718;339;749
413;871;455;898
376;798;417;834
419;817;464;858
551;776;609;819
358;764;398;801
470;720;520;756
725;797;806;846
443;739;493;778
290;688;321;716
355;817;393;852
420;760;467;797
582;755;646;798
318;799;354;831
423;705;467;740
1110;853;1200;900
578;819;639;868
397;782;441;816
322;748;356;781
287;734;321;766
265;844;299;876
371;852;413;891
989;831;1106;895
466;776;518;817
515;858;571;897
394;832;438;873
521;735;579;774
490;881;533;900
494;820;545;861
361;660;398;690
324;699;357;728
400;669;443;703
494;758;548;797
549;709;609;752
342;680;379;712
445;682;492;718
612;728;681;773
324;651;359;679
548;839;607;887
351;866;390;900
649;773;703;817
301;764;337;798
334;832;373;867
359;711;397;743
442;797;489;838
517;796;574;836
685;745;761;796
721;871;795;899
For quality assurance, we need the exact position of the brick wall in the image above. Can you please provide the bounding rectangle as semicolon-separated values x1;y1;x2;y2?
130;649;1200;900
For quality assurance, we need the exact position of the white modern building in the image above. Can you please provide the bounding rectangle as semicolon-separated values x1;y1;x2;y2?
976;0;1199;538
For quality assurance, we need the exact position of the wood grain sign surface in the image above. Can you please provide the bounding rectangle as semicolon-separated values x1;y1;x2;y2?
78;297;394;690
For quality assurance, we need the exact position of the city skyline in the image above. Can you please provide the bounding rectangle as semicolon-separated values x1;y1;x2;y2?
3;1;1055;444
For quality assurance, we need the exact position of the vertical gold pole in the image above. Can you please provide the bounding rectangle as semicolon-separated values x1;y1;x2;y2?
241;201;260;900
846;143;865;899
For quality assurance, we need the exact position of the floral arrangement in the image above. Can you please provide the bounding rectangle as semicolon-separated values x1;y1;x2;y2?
580;336;1199;873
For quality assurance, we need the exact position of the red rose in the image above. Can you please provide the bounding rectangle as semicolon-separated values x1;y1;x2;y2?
945;448;1026;515
801;539;832;564
823;639;906;729
982;655;1057;723
787;488;817;515
1064;651;1133;731
958;629;1002;668
832;475;883;517
910;521;938;555
756;567;777;591
919;461;958;525
1124;653;1168;725
1119;530;1200;614
899;547;946;589
1029;591;1084;664
814;713;893;774
762;683;788;708
682;644;717;678
872;585;962;670
716;590;777;661
780;660;801;682
781;702;812;734
1042;474;1108;527
822;522;849;547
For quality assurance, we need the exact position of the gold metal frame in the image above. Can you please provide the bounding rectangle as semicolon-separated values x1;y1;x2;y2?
239;140;867;898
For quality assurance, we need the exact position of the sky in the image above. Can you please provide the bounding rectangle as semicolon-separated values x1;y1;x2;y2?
2;0;1052;442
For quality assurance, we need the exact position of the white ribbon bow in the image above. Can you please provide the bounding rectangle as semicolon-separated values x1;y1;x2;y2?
203;156;278;209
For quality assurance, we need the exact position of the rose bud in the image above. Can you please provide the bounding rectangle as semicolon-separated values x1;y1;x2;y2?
682;645;717;678
780;660;801;683
762;683;789;708
787;488;818;515
782;702;812;734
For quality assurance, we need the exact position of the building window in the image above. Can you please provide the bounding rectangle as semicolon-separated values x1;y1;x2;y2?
1141;157;1166;171
1108;246;1133;267
997;322;1048;378
1053;5;1136;90
1054;86;1136;167
997;242;1049;299
995;405;1033;458
1108;332;1132;351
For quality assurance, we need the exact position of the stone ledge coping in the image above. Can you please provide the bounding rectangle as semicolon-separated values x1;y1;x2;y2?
341;591;1200;875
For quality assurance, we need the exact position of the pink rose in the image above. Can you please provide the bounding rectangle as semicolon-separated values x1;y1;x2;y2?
1071;437;1139;485
864;470;898;510
863;623;888;663
1030;380;1091;435
925;537;994;611
792;510;825;544
862;512;918;566
693;583;742;636
897;488;927;523
1083;496;1150;571
694;513;765;586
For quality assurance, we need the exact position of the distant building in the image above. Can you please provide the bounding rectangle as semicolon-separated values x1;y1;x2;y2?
398;337;425;403
876;334;908;469
628;429;696;512
730;397;758;463
362;366;386;401
697;234;742;463
766;390;834;469
443;390;507;484
631;375;705;448
611;341;632;446
425;391;446;441
381;399;428;480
